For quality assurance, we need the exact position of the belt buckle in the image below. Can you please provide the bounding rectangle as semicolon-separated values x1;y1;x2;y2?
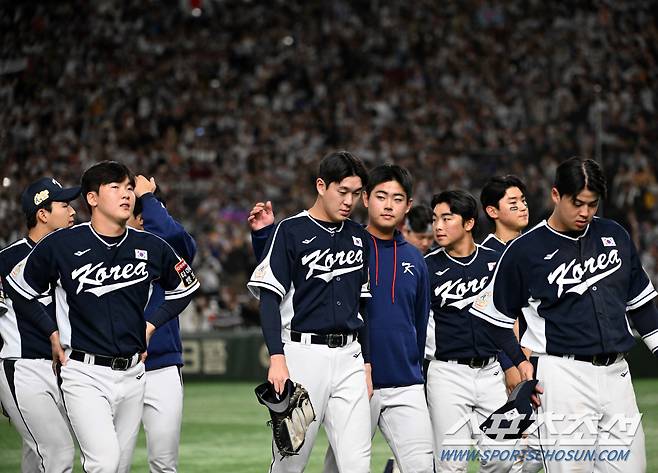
469;357;485;369
110;357;130;371
326;334;344;348
592;354;611;367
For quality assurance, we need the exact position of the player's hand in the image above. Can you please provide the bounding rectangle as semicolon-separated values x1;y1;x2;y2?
504;366;523;395
518;360;543;408
140;351;148;363
134;175;157;198
364;363;374;399
49;331;67;374
248;201;275;231
268;354;290;395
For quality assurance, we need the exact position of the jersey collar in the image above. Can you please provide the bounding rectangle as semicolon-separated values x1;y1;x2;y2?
304;210;345;234
542;219;591;241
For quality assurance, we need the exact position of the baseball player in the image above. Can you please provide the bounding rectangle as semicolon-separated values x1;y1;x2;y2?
127;175;197;473
401;205;435;255
7;161;200;473
0;177;79;473
471;157;658;472
250;165;434;472
479;175;541;473
247;151;372;473
425;190;514;472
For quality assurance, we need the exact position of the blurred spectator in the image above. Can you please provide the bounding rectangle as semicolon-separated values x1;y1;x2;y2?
2;0;658;329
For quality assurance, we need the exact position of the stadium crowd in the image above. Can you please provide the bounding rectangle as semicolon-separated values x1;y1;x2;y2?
1;0;658;331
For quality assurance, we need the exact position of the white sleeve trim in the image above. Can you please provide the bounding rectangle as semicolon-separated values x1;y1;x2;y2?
627;281;657;311
247;280;285;300
469;306;516;329
642;329;658;354
164;280;200;300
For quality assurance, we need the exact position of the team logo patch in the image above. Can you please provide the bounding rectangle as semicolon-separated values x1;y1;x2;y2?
473;291;492;310
352;236;362;248
488;262;496;271
135;249;148;260
10;260;24;278
175;259;197;287
253;263;268;280
402;262;415;274
33;190;49;205
601;237;616;247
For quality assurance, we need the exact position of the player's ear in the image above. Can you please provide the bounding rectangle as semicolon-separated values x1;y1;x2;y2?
463;217;475;232
485;205;498;220
36;208;49;224
86;191;99;209
405;197;413;214
315;178;326;196
550;187;561;205
362;191;369;208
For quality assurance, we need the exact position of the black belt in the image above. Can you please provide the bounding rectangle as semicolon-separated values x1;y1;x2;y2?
290;331;356;348
437;356;494;369
69;350;140;371
551;352;625;367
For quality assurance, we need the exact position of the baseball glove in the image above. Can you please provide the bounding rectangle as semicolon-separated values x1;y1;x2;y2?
255;379;316;457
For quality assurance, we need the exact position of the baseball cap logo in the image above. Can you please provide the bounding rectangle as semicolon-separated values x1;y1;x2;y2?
33;189;50;206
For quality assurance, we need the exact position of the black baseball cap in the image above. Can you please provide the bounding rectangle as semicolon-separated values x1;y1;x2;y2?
21;177;81;217
480;379;539;440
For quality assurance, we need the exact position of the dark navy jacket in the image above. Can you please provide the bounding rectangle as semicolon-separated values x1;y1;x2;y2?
426;245;502;359
252;224;429;388
140;193;197;371
8;222;199;357
470;218;657;355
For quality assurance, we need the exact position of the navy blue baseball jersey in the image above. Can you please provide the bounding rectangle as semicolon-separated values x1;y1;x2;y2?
425;245;501;359
7;223;199;357
480;233;506;253
470;218;657;355
247;211;370;340
0;238;54;359
139;193;197;371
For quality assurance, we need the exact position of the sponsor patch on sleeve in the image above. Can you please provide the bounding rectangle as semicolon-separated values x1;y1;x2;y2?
473;291;492;310
175;259;197;287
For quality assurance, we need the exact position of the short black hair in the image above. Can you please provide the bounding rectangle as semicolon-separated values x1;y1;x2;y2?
81;161;135;212
25;201;53;229
405;205;433;233
431;190;479;227
554;157;607;200
480;175;527;223
317;151;368;189
365;164;413;199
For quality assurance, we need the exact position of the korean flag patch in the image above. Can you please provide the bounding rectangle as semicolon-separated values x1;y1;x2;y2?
601;237;616;247
135;249;148;260
353;236;362;248
175;260;197;287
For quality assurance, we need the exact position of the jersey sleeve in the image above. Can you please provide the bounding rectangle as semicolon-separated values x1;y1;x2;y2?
626;237;657;311
6;237;57;301
247;222;292;300
157;241;200;300
424;309;436;360
469;247;528;329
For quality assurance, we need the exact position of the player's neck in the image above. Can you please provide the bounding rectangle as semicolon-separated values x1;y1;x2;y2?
366;224;394;240
308;201;342;224
494;226;521;244
28;225;50;243
91;214;127;237
446;236;476;258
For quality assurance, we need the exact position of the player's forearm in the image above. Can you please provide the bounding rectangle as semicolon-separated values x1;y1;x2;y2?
20;298;57;337
476;317;526;366
148;293;195;328
628;302;658;356
251;224;275;262
260;289;284;355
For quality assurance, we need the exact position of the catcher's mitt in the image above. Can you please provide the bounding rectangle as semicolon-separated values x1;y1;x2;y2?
255;379;316;457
